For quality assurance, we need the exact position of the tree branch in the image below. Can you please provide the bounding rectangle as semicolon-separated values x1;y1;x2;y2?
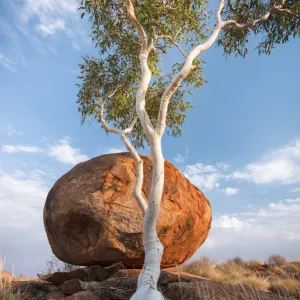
156;0;225;136
224;3;300;29
125;0;148;52
154;34;186;58
97;95;148;215
125;0;155;139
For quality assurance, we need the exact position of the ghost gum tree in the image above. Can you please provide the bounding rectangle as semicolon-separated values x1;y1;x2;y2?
77;0;299;299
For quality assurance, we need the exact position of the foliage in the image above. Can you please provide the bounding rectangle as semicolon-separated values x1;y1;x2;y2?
218;0;300;57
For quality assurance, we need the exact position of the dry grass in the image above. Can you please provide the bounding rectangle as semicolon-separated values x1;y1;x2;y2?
184;258;271;291
270;266;286;276
270;278;300;298
0;258;14;300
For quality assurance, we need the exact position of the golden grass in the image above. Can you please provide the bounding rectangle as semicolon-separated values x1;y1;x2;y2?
269;266;286;276
0;258;14;300
270;278;300;298
183;258;271;291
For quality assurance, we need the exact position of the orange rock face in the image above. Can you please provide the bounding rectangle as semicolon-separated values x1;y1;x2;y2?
44;153;212;268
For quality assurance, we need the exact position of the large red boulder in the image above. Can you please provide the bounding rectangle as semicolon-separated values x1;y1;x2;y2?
44;153;211;268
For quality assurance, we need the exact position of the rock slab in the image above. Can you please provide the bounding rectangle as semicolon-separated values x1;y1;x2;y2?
44;153;212;268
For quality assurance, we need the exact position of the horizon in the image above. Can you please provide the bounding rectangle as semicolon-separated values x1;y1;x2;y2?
0;0;300;276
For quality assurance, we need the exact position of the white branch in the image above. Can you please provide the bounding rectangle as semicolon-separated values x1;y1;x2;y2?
156;0;225;136
97;96;147;215
125;0;155;139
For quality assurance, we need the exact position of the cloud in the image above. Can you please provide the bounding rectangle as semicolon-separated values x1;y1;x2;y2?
0;168;53;276
0;18;26;72
37;19;65;36
99;147;127;155
107;147;126;154
183;162;226;191
174;147;189;164
6;0;86;53
222;187;240;196
2;145;43;153
214;215;250;231
231;140;300;184
0;170;48;214
290;187;300;193
7;125;23;137
48;137;89;165
196;197;300;261
285;231;300;241
0;50;16;72
174;154;186;164
18;0;78;35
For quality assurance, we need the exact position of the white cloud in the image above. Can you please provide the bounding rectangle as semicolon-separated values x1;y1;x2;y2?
0;170;48;211
2;145;43;153
0;50;16;72
290;187;300;193
285;197;300;203
8;0;86;52
285;231;300;241
185;173;221;191
174;146;189;164
174;153;186;164
231;140;300;185
7;125;23;137
107;147;126;154
48;137;89;165
214;215;250;231
185;163;217;175
183;162;227;191
222;187;240;196
99;147;127;155
36;19;65;36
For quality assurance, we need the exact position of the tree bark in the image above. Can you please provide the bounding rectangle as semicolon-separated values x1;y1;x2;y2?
131;134;165;299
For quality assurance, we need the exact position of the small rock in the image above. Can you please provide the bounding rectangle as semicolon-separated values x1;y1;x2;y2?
60;279;83;295
44;291;65;300
65;291;99;300
42;285;60;292
18;292;34;300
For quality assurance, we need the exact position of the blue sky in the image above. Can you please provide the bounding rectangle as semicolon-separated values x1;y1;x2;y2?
0;0;300;276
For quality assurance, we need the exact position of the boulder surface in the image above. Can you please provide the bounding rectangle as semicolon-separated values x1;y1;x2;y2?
44;153;211;268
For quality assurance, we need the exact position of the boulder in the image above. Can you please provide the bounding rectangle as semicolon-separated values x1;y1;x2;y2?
44;153;212;268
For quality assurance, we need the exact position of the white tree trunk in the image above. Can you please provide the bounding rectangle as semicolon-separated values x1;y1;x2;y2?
131;134;165;300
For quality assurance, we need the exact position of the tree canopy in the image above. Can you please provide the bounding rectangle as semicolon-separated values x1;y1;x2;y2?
77;0;299;148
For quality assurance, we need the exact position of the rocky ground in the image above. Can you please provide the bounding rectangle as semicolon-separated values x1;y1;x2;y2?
9;263;290;300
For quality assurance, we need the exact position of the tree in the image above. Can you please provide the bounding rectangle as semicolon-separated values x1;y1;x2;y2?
77;1;299;299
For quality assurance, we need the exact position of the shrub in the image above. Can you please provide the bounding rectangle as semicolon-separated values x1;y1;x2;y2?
270;278;300;298
45;255;79;273
270;266;286;276
229;256;245;266
267;254;287;267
